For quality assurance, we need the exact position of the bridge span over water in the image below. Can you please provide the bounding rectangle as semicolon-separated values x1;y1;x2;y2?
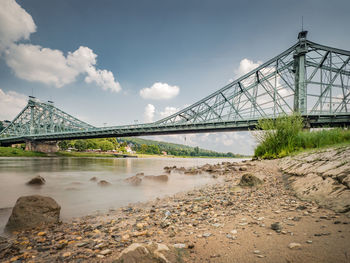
1;32;350;148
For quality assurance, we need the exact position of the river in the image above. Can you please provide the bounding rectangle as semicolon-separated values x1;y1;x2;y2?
0;157;244;233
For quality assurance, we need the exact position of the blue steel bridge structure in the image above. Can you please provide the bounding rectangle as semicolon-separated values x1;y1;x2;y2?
0;31;350;147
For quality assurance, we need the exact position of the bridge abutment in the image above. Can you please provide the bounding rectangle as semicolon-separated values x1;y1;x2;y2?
25;141;59;153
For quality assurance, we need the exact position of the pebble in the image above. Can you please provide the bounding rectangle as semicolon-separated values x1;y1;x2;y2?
271;222;282;231
230;229;238;234
100;249;112;255
288;242;301;249
203;233;212;237
173;243;186;249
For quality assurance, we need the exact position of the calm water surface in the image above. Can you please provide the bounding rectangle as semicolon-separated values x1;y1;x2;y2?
0;157;244;233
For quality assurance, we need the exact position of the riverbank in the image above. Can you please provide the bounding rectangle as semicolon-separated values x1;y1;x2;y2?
0;147;46;157
0;147;245;159
1;147;349;262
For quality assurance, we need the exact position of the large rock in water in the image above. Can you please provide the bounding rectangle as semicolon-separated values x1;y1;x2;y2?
125;175;142;185
26;175;45;185
239;173;263;187
5;195;61;232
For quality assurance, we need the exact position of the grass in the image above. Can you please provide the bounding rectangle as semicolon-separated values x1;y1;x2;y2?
254;114;350;159
0;146;47;157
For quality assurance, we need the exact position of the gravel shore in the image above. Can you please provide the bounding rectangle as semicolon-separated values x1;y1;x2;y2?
1;152;350;262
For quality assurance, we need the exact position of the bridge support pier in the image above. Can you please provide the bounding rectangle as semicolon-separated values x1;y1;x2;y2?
25;141;59;153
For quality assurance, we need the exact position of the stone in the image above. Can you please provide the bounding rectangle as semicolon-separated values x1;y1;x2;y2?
270;222;282;232
26;175;46;185
98;180;111;186
239;166;247;171
125;175;142;186
100;249;112;255
288;242;301;249
115;242;178;263
239;174;262;187
173;243;186;249
90;177;98;181
5;195;61;232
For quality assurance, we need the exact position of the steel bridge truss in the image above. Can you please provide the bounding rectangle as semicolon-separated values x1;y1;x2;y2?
155;34;350;127
0;97;94;140
0;32;349;145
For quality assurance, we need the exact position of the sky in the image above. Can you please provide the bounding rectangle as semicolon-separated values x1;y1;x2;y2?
0;0;349;155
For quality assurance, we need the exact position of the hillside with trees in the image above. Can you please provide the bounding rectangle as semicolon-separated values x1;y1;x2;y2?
58;137;246;158
117;137;245;158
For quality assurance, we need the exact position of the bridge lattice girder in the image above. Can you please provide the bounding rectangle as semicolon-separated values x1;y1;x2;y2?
0;98;94;140
1;33;350;145
154;39;350;127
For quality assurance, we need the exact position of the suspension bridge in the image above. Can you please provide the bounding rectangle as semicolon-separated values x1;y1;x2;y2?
1;31;349;151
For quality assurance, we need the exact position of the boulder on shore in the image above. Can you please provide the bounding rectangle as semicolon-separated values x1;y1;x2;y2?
89;176;98;181
239;173;263;187
26;175;45;185
5;195;61;232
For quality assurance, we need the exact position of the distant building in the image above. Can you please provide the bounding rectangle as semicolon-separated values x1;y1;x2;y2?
125;145;135;154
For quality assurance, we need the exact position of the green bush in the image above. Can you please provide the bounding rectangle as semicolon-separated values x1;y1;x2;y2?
253;114;350;159
254;114;303;159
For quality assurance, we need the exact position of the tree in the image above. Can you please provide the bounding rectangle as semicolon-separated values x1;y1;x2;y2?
58;140;70;150
74;140;88;151
99;141;114;151
194;146;199;155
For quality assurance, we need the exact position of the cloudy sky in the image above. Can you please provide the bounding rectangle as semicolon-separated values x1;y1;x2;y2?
0;0;349;155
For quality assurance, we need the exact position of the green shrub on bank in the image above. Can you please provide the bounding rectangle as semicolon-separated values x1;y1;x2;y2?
254;114;303;159
0;147;46;157
254;114;350;159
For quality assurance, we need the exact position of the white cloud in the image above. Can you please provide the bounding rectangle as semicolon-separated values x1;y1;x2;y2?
234;58;262;78
140;82;179;100
0;0;121;92
0;0;36;51
159;106;178;118
0;88;27;120
5;44;79;87
144;104;155;123
85;67;121;93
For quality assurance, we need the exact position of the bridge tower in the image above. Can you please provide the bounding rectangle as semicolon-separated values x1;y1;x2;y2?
294;31;308;114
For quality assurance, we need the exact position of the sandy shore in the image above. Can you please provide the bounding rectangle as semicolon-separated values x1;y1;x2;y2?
1;157;350;262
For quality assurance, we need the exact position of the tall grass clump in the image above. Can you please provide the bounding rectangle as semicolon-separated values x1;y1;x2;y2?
254;113;350;159
254;114;303;159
